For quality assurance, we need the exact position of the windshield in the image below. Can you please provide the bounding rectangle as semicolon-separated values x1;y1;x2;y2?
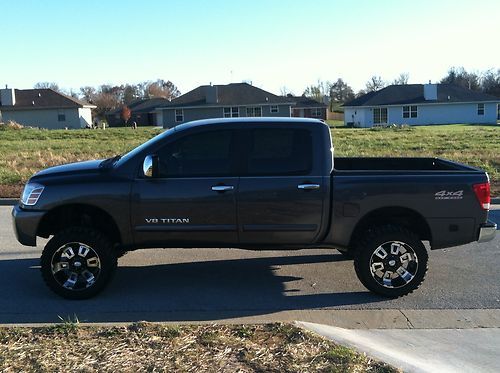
115;127;176;167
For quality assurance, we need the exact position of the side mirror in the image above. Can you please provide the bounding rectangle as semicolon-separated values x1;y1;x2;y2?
143;155;159;178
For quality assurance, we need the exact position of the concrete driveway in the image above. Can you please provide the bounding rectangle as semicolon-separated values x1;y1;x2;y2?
0;206;498;325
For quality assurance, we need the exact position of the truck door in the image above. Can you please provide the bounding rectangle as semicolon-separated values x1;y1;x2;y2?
131;129;239;246
237;126;326;245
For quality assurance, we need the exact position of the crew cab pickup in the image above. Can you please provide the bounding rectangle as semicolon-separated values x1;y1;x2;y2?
12;118;496;299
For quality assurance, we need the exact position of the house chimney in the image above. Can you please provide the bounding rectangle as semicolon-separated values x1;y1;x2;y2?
424;83;437;100
205;85;218;104
0;88;16;106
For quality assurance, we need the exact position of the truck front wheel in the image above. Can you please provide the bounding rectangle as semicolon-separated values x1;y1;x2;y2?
354;225;428;298
41;227;117;299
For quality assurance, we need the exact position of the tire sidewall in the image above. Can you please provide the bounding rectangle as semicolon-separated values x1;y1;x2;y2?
355;226;428;297
41;227;116;300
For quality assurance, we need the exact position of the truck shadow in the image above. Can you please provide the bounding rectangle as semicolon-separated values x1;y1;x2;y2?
0;253;387;324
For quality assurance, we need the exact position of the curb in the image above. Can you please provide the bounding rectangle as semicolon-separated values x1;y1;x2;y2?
0;199;17;206
296;321;500;373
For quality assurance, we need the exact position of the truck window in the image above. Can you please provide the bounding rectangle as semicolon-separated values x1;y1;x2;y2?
158;130;233;177
246;128;312;176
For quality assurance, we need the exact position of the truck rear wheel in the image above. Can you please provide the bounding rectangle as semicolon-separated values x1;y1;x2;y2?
354;225;428;298
41;227;117;299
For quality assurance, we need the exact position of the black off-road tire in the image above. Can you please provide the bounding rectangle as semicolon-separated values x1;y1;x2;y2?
41;227;117;300
354;225;428;298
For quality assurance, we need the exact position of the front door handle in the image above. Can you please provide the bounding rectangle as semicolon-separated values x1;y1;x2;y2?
211;185;234;192
298;183;320;190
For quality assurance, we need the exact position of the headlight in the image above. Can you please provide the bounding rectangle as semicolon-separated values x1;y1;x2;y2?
21;183;45;206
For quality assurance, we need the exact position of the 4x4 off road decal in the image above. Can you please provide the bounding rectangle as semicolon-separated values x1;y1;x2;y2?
434;190;463;200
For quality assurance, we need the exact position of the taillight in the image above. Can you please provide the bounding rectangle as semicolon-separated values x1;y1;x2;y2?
473;183;490;210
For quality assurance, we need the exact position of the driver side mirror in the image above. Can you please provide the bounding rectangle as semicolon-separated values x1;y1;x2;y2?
143;155;159;178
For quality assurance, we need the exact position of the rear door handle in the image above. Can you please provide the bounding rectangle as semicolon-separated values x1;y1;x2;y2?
211;185;234;192
298;184;320;190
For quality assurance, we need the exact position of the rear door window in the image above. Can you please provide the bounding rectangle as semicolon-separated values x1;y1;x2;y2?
245;128;312;176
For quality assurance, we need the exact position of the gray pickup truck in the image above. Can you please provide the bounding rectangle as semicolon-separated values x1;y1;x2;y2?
12;118;496;299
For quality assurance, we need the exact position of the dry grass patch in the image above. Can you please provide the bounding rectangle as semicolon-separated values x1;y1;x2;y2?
0;322;398;372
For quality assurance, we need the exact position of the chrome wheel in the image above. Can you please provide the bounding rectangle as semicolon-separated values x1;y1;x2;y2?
51;242;101;291
369;240;418;289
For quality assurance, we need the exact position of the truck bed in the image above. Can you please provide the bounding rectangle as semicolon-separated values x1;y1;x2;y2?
333;157;481;173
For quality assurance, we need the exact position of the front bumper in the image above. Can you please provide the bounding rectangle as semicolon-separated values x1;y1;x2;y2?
11;204;46;246
477;221;497;243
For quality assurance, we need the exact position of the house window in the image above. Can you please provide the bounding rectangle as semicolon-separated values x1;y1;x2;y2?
223;107;239;118
373;108;388;124
403;105;418;118
311;108;322;117
246;107;262;117
175;109;184;122
58;110;66;122
270;105;279;113
477;103;485;115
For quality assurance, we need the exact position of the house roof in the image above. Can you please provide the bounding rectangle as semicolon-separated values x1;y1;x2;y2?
344;84;500;107
0;89;95;110
158;83;293;109
288;95;327;108
107;97;170;115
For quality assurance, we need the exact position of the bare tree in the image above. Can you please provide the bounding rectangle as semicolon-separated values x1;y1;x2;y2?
34;82;60;92
79;86;96;103
145;79;180;100
76;79;180;119
91;92;121;118
365;76;386;92
303;80;331;103
280;86;293;96
393;73;409;85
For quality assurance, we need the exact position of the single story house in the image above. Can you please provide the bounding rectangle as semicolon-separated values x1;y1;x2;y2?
289;95;328;120
343;83;500;127
0;87;95;129
155;83;296;128
105;97;169;127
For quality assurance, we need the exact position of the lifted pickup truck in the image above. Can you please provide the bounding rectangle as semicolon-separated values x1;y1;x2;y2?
12;118;496;299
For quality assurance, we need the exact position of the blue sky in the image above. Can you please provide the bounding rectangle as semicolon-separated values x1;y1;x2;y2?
1;0;499;95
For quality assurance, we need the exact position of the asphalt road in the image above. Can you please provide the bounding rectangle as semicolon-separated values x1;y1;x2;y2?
0;206;498;324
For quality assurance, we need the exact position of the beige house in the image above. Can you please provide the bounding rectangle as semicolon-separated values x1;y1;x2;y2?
0;87;95;129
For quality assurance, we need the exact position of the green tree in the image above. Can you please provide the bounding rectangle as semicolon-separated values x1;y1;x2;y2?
440;67;481;90
329;78;355;102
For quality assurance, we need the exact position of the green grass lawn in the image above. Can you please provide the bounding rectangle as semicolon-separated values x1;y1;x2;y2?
0;123;498;197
